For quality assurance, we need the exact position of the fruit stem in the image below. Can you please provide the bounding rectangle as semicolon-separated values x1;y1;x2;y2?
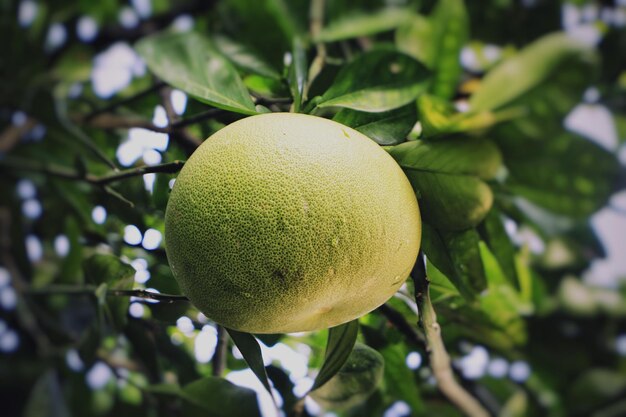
413;252;491;417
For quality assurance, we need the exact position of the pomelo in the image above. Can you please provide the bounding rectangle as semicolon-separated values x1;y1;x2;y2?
165;113;420;333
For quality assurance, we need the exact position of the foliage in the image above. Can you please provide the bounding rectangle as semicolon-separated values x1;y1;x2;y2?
1;1;625;417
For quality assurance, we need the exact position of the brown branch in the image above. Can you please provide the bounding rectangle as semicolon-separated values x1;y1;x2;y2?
0;157;185;185
412;252;491;417
82;113;170;133
84;82;166;121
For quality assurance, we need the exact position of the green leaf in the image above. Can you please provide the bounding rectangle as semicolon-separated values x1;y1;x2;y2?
135;31;257;115
316;8;415;42
318;49;430;112
225;329;274;397
333;104;417;145
380;343;424;413
23;371;70;417
470;32;597;112
310;320;359;392
181;377;262;417
395;14;435;67
288;37;307;112
213;35;282;79
387;138;501;230
429;0;469;99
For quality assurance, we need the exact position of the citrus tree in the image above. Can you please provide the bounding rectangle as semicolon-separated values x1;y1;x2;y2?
1;1;626;417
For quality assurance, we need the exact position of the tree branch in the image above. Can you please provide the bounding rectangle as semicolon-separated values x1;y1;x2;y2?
0;157;185;185
160;86;202;152
83;82;166;121
25;284;189;303
412;252;490;417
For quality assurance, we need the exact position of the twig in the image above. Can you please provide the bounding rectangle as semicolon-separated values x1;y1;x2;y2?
0;157;185;185
82;113;170;133
84;82;166;121
304;0;327;101
412;252;490;417
212;325;229;377
377;303;426;350
25;284;189;303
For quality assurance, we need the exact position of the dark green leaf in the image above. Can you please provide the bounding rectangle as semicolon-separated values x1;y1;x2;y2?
24;371;70;417
470;32;597;112
503;131;621;218
333;104;417;145
135;32;257;115
181;377;262;417
387;138;501;230
310;320;359;392
213;35;281;79
444;228;488;295
478;208;518;286
316;8;415;42
318;49;430;112
225;328;274;397
380;343;424;413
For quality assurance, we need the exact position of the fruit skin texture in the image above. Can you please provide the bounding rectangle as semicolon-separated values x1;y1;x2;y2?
165;113;421;334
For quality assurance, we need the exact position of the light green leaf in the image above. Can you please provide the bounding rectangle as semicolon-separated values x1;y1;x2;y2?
417;94;523;138
470;32;597;112
380;343;424;413
396;0;468;99
226;329;274;398
333;104;417;145
317;8;415;42
135;32;257;115
181;377;262;417
288;37;307;112
310;320;359;392
387;138;501;230
395;14;435;67
318;49;430;112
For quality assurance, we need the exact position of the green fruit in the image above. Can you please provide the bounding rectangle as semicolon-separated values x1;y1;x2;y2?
165;113;421;333
311;343;384;410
